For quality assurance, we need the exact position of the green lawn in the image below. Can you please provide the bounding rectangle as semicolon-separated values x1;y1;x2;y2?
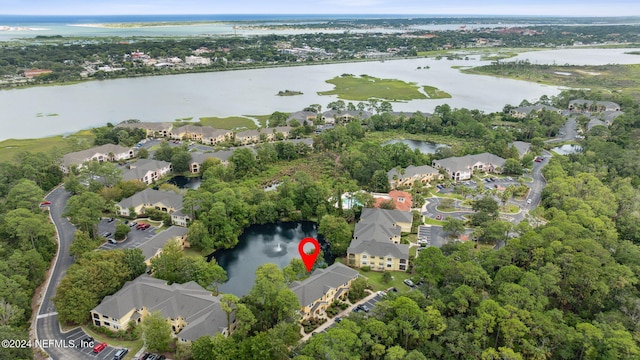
356;268;413;294
501;204;521;214
423;217;444;225
318;74;444;102
81;326;143;360
0;129;95;163
199;116;258;130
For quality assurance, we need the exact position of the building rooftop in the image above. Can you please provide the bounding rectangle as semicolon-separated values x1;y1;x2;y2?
289;263;359;307
117;188;183;211
116;122;173;132
92;275;227;342
122;159;171;182
138;226;188;261
433;152;506;174
62;144;133;168
387;164;439;182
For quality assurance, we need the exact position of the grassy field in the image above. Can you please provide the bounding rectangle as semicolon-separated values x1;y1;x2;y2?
0;130;95;163
199;116;258;130
354;267;413;294
318;74;440;101
245;114;271;128
81;326;143;360
463;63;640;100
423;85;452;99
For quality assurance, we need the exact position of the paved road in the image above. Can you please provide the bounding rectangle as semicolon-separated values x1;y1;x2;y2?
546;116;578;143
36;187;119;360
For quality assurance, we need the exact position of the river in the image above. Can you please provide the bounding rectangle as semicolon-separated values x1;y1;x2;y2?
1;48;639;141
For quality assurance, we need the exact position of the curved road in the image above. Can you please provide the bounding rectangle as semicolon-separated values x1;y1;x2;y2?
35;187;88;360
424;154;550;223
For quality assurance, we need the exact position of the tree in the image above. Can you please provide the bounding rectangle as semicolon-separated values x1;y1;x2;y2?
141;311;172;353
187;220;214;251
69;230;101;257
371;170;391;192
171;151;192;174
243;264;300;331
64;192;107;237
503;158;523;175
64;172;83;195
5;179;44;211
318;215;352;257
348;277;369;302
138;147;150;159
443;218;465;239
230;148;257;179
379;199;396;210
114;223;130;240
153;140;174;162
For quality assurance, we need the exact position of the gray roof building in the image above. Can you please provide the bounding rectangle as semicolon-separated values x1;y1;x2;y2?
122;159;172;183
117;188;183;212
287;111;318;124
433;152;506;174
191;150;235;164
360;208;413;227
387;164;440;182
139;226;188;261
347;237;410;260
91;275;228;342
289;263;359;308
569;99;620;112
511;104;560;116
353;221;401;243
62;144;134;169
510;141;531;158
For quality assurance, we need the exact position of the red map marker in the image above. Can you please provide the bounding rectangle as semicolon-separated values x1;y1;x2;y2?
298;237;320;272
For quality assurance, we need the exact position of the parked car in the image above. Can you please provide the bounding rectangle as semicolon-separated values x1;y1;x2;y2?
93;342;107;353
389;287;398;293
76;336;94;348
403;279;415;287
140;353;150;360
534;157;544;163
527;199;532;205
129;221;138;227
107;217;115;223
108;238;117;244
40;201;51;206
146;354;159;360
136;223;150;230
113;348;128;360
359;304;370;313
435;215;442;220
335;317;342;323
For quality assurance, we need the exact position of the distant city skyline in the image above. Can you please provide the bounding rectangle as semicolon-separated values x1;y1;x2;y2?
1;0;640;17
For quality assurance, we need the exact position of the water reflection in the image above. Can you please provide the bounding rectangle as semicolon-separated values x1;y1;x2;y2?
551;144;583;155
210;221;333;296
383;139;448;154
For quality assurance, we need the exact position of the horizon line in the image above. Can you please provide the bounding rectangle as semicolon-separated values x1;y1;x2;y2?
1;13;640;18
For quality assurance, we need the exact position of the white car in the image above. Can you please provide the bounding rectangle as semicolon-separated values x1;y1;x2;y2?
526;199;532;205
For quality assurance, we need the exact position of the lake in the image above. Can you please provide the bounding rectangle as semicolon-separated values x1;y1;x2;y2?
164;175;202;190
2;48;639;141
383;139;448;154
551;144;583;155
211;221;334;297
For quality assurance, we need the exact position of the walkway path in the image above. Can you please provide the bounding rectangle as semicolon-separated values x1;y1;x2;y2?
300;290;379;342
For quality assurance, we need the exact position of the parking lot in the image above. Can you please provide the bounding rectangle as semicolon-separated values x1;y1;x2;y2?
98;218;158;250
63;327;126;359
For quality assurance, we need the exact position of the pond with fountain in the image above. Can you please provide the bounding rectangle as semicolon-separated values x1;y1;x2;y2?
209;221;334;296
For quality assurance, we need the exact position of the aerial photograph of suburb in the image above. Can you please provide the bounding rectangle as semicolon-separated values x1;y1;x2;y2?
1;0;640;359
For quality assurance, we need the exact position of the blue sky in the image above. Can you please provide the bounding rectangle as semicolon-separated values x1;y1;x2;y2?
1;0;639;16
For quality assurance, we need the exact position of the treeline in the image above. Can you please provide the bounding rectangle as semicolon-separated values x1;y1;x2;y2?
0;152;63;359
3;24;638;87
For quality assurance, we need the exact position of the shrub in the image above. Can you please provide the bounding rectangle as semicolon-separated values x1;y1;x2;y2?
361;266;370;272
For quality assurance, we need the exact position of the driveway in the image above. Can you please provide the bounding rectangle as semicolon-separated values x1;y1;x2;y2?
36;187;120;360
